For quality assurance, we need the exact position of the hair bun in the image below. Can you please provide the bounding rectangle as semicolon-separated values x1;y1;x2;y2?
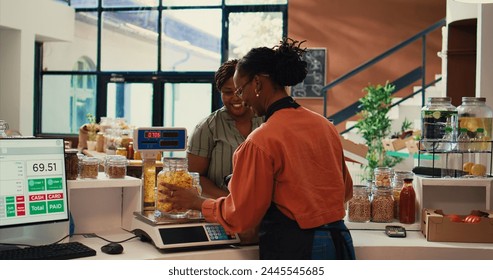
272;38;308;86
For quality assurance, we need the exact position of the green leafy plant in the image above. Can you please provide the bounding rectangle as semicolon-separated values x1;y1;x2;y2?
391;118;414;139
354;82;403;181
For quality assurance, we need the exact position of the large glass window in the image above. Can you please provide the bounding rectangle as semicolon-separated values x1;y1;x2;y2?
161;9;222;71
37;1;287;135
107;82;154;127
229;12;283;59
102;10;159;71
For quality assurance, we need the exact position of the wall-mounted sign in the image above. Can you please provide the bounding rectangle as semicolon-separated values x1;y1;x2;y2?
291;48;326;99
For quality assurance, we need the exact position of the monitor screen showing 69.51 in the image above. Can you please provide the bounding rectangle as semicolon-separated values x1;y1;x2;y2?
0;138;69;231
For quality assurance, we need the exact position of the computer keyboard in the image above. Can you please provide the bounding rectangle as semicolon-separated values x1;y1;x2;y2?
0;241;97;260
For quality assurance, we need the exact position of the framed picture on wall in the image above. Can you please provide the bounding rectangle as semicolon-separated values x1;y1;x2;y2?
291;48;326;98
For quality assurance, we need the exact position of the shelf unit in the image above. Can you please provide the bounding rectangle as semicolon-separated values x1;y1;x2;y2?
417;140;493;178
67;173;141;233
415;176;493;217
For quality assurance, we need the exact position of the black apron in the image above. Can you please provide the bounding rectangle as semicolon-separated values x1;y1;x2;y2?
259;204;353;260
258;97;352;260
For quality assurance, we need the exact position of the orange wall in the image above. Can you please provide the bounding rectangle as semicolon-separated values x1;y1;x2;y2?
288;0;446;131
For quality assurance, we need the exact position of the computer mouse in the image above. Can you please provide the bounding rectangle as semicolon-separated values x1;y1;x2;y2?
101;242;124;255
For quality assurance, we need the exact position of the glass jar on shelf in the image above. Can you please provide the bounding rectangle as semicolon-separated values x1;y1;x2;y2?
347;185;371;222
421;97;458;152
106;156;128;179
64;149;79;180
96;132;105;152
458;97;493;141
371;187;394;223
80;157;100;179
374;167;393;188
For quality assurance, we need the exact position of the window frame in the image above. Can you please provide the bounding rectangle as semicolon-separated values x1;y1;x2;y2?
34;1;287;137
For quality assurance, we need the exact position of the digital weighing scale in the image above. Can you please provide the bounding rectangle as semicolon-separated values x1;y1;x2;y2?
129;127;240;250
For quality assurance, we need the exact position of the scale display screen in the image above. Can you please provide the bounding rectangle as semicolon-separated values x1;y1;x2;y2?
159;226;208;245
134;128;187;151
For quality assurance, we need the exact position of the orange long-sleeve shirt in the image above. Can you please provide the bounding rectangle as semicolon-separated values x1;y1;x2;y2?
202;106;353;232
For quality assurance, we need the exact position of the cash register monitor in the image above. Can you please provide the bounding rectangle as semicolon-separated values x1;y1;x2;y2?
0;138;70;246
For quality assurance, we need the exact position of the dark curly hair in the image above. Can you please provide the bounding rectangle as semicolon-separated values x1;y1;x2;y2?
236;38;307;87
215;59;238;91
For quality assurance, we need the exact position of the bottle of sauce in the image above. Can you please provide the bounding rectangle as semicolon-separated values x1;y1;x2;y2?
127;141;134;160
399;178;416;224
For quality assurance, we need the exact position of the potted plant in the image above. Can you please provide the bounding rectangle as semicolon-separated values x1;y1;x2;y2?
85;113;98;150
354;82;402;181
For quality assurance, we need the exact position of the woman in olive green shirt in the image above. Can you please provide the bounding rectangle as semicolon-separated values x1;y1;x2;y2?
187;59;263;199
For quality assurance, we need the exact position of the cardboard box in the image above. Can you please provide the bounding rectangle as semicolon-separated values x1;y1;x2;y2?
421;208;493;243
405;139;420;154
340;136;368;165
382;138;406;151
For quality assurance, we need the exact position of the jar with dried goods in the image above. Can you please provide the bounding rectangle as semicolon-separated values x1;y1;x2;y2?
142;158;156;211
80;157;99;179
371;188;394;223
348;185;371;222
116;147;127;158
64;149;79;180
107;156;128;179
96;132;105;152
374;167;393;188
156;157;194;219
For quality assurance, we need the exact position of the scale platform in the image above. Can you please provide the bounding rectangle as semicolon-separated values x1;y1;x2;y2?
131;211;241;250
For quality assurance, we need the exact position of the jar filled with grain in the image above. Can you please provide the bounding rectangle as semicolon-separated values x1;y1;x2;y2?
371;188;394;223
107;156;128;179
374;167;394;188
80;157;100;179
116;147;127;158
96;132;105;152
64;149;79;180
392;170;414;219
347;185;371;222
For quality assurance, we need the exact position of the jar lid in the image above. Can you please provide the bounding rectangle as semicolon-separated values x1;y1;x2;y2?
374;167;394;173
82;157;100;164
462;96;486;102
108;157;128;165
427;97;451;102
393;170;414;179
64;148;79;154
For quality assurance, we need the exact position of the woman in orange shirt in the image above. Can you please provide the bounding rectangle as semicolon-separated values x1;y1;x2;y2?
162;38;355;260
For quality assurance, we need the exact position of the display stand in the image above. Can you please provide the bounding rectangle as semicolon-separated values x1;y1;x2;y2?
67;173;141;233
416;140;492;178
415;176;493;216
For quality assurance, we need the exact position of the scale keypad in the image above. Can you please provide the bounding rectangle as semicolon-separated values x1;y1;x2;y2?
205;224;231;240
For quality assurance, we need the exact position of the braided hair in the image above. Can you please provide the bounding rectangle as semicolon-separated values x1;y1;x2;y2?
215;59;239;91
236;38;308;88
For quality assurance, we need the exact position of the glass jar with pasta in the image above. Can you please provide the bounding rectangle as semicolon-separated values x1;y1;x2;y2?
156;157;197;219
